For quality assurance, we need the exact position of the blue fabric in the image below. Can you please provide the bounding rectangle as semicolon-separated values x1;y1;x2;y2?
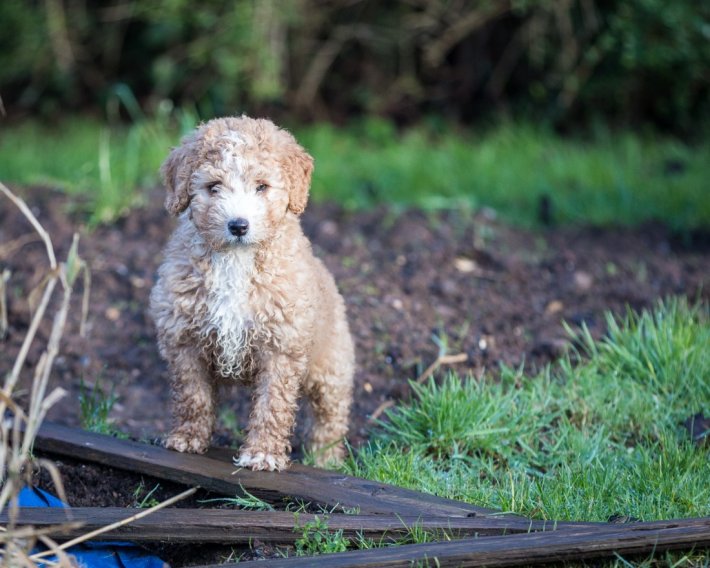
18;487;166;568
18;486;68;508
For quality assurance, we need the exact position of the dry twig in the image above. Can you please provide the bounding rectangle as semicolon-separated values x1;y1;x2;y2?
0;269;10;339
29;487;198;562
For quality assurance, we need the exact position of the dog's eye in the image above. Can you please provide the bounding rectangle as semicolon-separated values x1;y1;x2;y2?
207;182;221;194
255;183;268;193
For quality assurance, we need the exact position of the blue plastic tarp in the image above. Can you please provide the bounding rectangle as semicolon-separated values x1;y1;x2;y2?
17;487;167;568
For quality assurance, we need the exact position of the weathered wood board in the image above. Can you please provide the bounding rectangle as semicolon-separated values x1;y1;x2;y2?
1;507;597;543
199;517;710;567
31;422;499;517
18;423;710;566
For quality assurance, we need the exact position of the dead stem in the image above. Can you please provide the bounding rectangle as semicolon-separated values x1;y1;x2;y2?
0;269;9;338
0;523;85;543
29;487;198;561
0;181;86;567
0;183;56;270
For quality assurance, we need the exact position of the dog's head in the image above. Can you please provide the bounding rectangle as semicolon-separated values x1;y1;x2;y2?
161;116;314;250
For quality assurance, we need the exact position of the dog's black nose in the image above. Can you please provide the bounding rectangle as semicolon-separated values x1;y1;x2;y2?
228;218;249;237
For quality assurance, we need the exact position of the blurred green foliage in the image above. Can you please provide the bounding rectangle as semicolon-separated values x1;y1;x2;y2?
1;0;708;130
1;115;708;229
304;118;710;229
0;0;294;117
583;0;710;128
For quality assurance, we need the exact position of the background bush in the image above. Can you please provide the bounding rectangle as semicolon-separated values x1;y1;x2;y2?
1;0;708;131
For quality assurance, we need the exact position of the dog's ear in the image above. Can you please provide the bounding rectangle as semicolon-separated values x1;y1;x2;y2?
161;133;199;216
281;141;314;216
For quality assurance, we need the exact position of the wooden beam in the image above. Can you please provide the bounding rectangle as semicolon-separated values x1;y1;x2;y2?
0;508;597;543
197;517;710;567
31;422;498;517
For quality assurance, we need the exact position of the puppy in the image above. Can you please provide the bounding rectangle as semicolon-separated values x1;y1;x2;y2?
150;116;354;471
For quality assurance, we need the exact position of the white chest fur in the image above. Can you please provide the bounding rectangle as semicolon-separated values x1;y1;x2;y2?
203;249;256;377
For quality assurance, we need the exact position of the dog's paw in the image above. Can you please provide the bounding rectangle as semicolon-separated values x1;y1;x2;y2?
165;431;209;454
312;445;345;468
234;450;289;471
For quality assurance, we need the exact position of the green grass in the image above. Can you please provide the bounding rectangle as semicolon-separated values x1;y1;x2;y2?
1;116;708;228
296;297;709;564
303;119;710;230
132;481;161;509
199;484;275;512
78;378;126;438
345;298;709;526
292;515;350;557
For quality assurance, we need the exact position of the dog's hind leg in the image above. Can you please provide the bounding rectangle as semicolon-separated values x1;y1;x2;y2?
304;337;354;467
164;346;216;454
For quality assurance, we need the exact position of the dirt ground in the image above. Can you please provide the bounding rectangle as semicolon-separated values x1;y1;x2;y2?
1;186;708;564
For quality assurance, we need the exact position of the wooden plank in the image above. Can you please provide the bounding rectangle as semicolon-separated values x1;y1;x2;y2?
31;422;499;517
196;517;710;567
1;508;597;544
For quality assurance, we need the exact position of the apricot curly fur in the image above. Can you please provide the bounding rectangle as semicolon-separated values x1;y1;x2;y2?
150;116;354;471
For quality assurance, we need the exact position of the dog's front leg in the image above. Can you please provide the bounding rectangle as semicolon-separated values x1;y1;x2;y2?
164;346;216;454
236;352;304;471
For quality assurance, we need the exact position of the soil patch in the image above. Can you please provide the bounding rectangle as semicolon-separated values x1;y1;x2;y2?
1;186;707;444
2;186;708;564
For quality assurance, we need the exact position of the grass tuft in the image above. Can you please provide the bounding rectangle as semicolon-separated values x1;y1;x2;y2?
292;515;350;557
199;484;275;512
78;378;126;438
378;374;542;464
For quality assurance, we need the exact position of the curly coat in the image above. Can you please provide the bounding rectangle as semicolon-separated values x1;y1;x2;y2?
150;116;354;471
